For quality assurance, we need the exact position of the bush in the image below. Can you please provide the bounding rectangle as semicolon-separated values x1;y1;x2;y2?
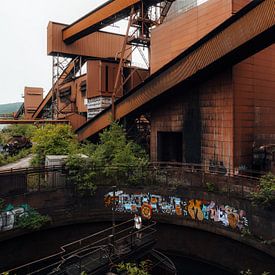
31;124;78;166
206;182;217;192
66;155;97;196
116;261;151;275
17;209;51;230
251;173;275;207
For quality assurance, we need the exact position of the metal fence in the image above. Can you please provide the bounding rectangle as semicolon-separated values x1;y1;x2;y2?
0;166;67;197
0;162;261;199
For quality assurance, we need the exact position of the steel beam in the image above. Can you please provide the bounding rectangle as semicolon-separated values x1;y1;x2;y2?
0;120;69;125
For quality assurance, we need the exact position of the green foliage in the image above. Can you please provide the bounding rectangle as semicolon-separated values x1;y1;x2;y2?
116;261;151;275
205;182;216;192
17;209;51;230
66;155;97;196
0;148;31;167
2;124;36;139
251;173;275;207
31;124;78;166
241;227;251;238
91;122;149;185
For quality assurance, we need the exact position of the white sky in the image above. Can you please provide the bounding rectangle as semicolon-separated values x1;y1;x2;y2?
0;0;106;104
0;0;208;105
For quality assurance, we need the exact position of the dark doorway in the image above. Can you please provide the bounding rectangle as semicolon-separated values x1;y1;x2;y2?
157;132;182;162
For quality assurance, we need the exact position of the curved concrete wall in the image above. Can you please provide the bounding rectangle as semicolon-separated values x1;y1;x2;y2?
0;186;274;273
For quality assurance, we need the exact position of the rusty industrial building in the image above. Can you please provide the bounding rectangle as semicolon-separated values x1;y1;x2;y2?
10;0;275;174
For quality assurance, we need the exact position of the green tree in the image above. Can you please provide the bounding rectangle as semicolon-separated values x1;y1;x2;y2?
66;154;97;196
2;124;36;139
251;173;275;207
31;124;78;166
91;122;149;185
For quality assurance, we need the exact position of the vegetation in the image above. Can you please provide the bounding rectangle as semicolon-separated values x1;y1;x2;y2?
0;148;31;167
66;155;97;196
31;124;78;166
17;208;51;230
205;181;217;192
66;122;149;195
1;124;36;139
240;270;270;275
0;124;35;167
251;173;275;207
116;261;151;275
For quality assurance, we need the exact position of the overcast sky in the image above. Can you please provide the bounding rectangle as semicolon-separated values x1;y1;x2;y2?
0;0;107;104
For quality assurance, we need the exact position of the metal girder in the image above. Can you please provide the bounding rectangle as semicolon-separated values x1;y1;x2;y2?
0;120;69;125
32;57;83;119
62;0;166;44
76;0;275;141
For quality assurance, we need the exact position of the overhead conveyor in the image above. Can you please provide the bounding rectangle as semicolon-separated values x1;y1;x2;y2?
76;0;275;141
62;0;174;44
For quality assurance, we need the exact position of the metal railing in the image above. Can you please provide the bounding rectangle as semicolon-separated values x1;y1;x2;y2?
6;220;157;275
0;162;262;199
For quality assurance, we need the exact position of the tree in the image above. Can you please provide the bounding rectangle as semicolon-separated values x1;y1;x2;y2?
31;124;78;166
91;122;149;185
2;124;36;139
66;154;97;196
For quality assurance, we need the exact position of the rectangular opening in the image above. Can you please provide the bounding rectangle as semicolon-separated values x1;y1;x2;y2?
157;132;182;162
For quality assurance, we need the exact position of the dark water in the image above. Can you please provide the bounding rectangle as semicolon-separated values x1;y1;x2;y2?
167;254;234;275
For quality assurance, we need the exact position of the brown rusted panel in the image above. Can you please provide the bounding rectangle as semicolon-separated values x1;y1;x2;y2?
24;87;43;119
76;0;274;142
75;75;88;113
87;60;123;99
151;0;234;73
65;113;86;131
48;22;130;59
232;0;251;13
233;44;275;168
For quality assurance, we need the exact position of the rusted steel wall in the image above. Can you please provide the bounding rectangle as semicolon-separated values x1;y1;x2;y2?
86;60;122;99
47;22;130;59
233;44;275;168
150;70;234;170
24;87;43;119
151;0;251;73
76;0;274;141
200;70;234;170
65;113;86;131
75;75;87;114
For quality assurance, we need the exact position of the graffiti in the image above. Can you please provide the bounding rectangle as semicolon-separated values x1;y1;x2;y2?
0;203;30;232
104;191;249;232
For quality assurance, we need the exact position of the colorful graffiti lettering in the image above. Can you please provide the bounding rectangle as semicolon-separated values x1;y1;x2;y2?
0;203;31;232
104;191;249;232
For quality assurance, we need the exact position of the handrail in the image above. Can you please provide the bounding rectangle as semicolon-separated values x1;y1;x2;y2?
6;220;156;274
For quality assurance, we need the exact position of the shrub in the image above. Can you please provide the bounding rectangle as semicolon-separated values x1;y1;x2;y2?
66;155;97;196
17;209;51;230
206;182;217;192
31;124;78;166
251;173;275;207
